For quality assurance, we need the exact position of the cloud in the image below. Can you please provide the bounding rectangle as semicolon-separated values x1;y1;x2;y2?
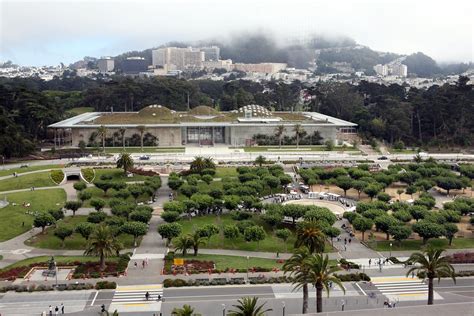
0;0;472;65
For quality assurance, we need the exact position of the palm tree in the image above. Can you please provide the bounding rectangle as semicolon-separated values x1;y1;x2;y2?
84;225;122;271
190;231;206;256
137;125;146;151
293;124;304;148
304;254;345;313
283;247;312;314
97;125;108;152
275;125;286;148
295;220;326;254
174;234;193;256
171;304;200;316
254;155;266;167
116;153;134;173
405;247;456;305
203;157;216;170
119;128;126;150
228;297;272;316
190;156;206;173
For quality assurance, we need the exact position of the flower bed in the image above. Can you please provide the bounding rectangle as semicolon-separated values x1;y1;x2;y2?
50;170;65;184
129;168;159;177
163;275;293;288
447;252;474;264
81;168;95;183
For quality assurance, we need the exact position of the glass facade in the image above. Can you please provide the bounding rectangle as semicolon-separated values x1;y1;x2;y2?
186;127;225;144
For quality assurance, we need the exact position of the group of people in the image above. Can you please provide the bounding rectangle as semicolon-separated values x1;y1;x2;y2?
43;304;64;316
270;193;303;204
133;258;149;269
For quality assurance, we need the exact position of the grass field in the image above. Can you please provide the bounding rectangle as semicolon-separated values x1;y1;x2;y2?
94;168;151;182
369;238;474;251
0;164;64;177
171;214;335;253
243;146;359;153
101;147;185;154
215;167;238;178
0;172;57;191
174;254;285;270
0;189;66;242
25;215;137;250
0;255;117;272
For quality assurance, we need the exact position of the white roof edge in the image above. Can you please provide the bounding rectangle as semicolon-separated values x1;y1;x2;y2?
302;112;358;127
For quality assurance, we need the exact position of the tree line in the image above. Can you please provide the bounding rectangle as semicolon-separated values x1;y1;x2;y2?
0;74;472;158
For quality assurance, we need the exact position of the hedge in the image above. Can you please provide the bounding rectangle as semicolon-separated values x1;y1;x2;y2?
81;168;95;183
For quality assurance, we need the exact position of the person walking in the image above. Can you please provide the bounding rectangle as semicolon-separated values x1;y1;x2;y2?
369;259;372;267
341;299;345;311
60;303;64;314
344;238;347;245
348;238;352;244
142;260;145;269
134;261;138;268
49;305;52;316
145;291;150;301
54;306;59;316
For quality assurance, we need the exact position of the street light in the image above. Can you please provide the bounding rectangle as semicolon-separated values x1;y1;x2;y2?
222;304;226;316
246;255;250;283
282;301;286;316
389;242;393;258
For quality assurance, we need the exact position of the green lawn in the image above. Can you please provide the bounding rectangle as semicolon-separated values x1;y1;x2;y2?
369;238;474;251
0;189;66;241
243;146;359;153
215;167;238;178
101;147;185;154
175;254;284;270
0;172;57;191
25;216;137;250
173;214;303;253
0;164;64;177
0;255;115;272
94;168;151;182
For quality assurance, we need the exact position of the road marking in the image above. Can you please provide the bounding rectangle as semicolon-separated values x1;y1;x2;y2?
91;291;99;306
355;282;366;296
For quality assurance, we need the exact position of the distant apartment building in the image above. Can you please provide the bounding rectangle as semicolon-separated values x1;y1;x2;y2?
390;64;408;77
203;59;233;71
373;64;388;76
122;57;148;74
200;46;220;61
152;47;204;71
233;63;287;74
97;57;114;73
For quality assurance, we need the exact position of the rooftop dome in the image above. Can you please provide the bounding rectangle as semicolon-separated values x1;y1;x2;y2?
138;105;173;118
237;104;272;117
189;105;219;115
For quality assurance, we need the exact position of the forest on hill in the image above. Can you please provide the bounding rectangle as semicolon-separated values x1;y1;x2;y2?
0;75;472;158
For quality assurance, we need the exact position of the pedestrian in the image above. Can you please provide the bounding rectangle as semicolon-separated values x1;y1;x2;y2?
145;291;150;301
341;299;345;311
369;259;372;267
61;303;64;314
348;238;352;244
344;238;347;245
412;271;415;278
142;260;145;268
344;245;347;251
49;305;52;316
276;252;279;258
22;221;25;227
134;261;138;268
55;306;59;316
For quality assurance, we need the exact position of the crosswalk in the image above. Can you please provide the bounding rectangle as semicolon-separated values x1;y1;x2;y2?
109;284;163;313
372;277;442;301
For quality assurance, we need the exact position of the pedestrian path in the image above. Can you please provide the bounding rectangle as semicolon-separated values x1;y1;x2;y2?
109;284;163;313
371;276;442;301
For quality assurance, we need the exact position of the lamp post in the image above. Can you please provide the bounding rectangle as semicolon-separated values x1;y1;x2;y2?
282;301;286;316
54;260;58;288
246;255;250;283
222;304;226;316
389;242;393;258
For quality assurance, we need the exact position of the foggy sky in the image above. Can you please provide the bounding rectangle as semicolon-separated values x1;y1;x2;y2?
0;0;473;66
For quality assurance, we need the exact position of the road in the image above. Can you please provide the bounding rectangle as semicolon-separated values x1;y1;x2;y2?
1;277;473;315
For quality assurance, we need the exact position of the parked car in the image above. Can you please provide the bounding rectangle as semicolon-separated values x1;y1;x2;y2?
139;155;150;160
377;156;389;160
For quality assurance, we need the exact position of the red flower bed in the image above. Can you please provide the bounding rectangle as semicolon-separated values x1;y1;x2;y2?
171;260;215;274
0;260;84;281
448;252;474;264
129;168;159;177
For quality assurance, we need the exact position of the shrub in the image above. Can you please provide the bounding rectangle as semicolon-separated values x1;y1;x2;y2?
230;211;252;221
73;182;87;191
87;211;107;223
95;281;117;289
51;170;65;184
334;273;370;282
